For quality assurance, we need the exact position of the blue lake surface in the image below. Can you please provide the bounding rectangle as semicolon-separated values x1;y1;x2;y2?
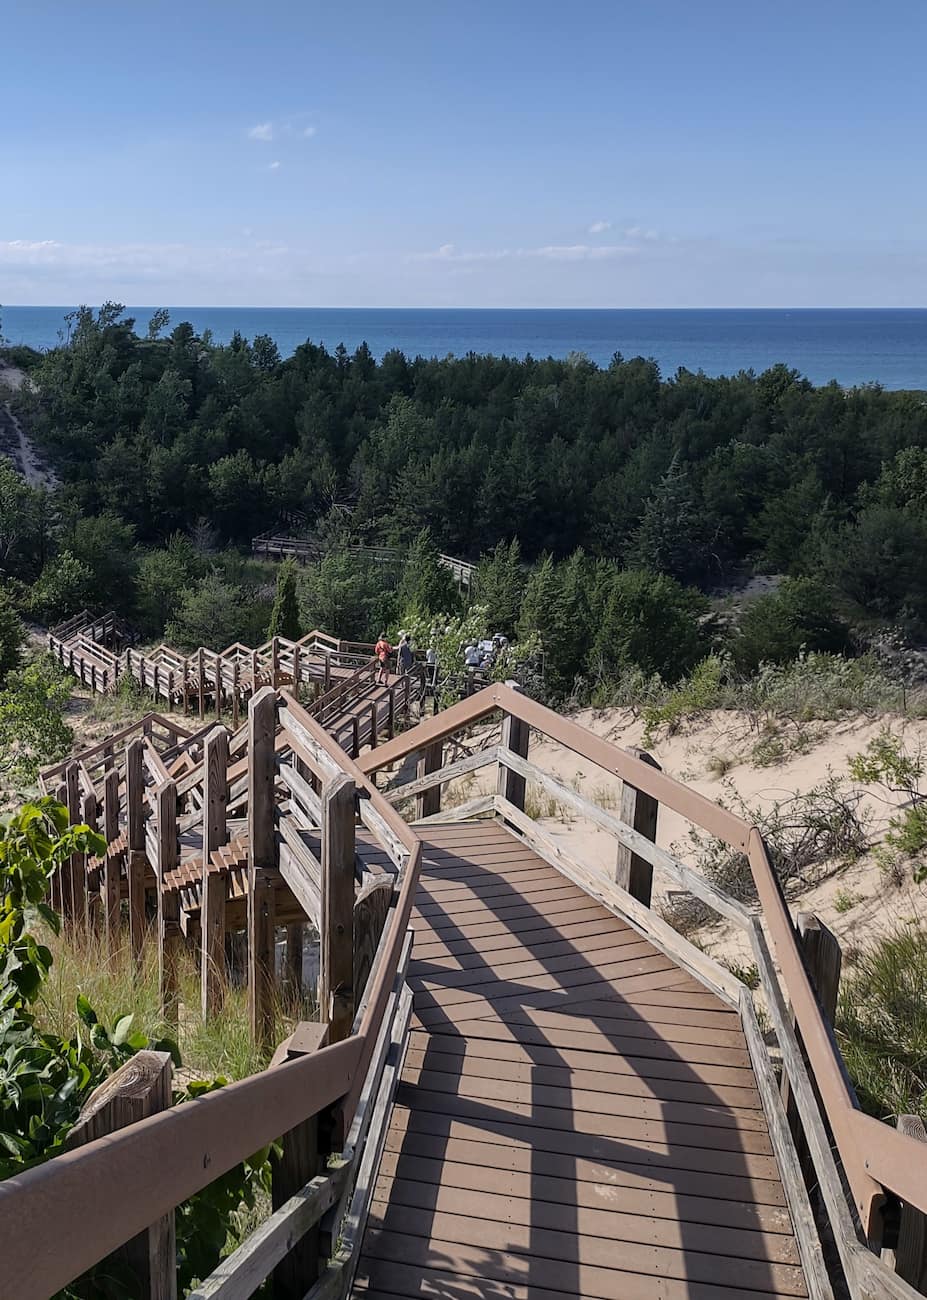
4;306;927;390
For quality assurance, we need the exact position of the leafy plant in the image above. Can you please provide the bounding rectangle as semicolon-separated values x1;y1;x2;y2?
0;801;273;1295
0;655;74;785
849;730;927;881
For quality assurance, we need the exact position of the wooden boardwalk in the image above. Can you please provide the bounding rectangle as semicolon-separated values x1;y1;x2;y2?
355;821;807;1300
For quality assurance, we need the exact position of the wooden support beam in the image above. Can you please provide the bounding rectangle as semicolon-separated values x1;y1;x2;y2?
66;762;85;927
81;789;99;933
248;688;278;1046
286;922;303;1000
614;747;661;907
65;1051;176;1300
126;738;147;961
782;912;842;1186
232;660;240;730
103;768;121;953
893;1115;927;1290
197;647;205;721
351;715;360;759
271;1022;329;1300
320;774;355;1043
156;781;181;1022
368;701;378;750
415;741;443;820
271;636;280;690
496;692;529;813
201;727;229;1017
182;659;189;715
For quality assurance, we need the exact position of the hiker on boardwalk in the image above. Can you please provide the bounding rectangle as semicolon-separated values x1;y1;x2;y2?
397;633;413;676
374;633;392;684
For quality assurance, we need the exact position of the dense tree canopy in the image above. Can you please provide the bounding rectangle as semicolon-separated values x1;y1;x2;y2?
5;304;927;700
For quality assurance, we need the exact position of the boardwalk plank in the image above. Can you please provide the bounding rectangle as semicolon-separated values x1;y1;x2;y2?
355;822;808;1300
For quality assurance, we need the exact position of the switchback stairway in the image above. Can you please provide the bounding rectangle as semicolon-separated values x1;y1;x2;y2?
2;685;927;1300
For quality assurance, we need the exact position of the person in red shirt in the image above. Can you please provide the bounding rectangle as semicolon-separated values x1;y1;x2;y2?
374;634;392;684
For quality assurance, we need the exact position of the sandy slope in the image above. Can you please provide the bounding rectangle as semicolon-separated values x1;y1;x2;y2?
450;706;927;970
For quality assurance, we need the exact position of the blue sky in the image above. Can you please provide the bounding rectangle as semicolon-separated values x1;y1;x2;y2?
2;0;925;307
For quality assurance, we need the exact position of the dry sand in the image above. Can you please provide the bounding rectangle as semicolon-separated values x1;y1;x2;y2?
445;706;927;971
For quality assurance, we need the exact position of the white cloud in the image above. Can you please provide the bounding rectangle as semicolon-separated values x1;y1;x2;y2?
303;125;317;138
248;122;274;141
588;220;611;234
268;160;281;170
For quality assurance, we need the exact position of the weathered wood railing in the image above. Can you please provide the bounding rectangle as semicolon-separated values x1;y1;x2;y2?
3;690;422;1300
355;682;927;1300
251;535;476;588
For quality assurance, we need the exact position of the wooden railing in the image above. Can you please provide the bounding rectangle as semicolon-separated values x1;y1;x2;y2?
16;680;927;1298
356;682;927;1300
5;690;421;1300
48;615;381;715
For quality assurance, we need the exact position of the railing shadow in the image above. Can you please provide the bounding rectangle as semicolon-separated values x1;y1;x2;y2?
358;824;801;1298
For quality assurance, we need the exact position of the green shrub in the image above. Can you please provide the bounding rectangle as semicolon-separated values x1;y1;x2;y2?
732;578;850;675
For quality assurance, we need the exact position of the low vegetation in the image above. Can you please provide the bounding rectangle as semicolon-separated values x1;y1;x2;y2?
0;800;279;1294
837;924;927;1123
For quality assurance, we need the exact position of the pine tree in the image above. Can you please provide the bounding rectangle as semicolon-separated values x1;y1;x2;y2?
267;558;301;640
629;454;709;584
474;538;523;636
397;528;458;618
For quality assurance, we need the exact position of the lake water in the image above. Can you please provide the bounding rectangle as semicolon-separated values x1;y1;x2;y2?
4;306;927;390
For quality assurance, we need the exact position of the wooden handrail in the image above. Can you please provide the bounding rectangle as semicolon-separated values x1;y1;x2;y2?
354;681;927;1236
0;1036;364;1300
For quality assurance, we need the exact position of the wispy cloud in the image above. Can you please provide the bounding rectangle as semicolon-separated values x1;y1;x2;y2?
588;220;611;234
412;241;641;264
268;160;281;171
247;117;318;143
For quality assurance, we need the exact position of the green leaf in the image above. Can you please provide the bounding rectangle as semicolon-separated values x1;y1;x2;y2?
112;1014;134;1046
75;994;97;1026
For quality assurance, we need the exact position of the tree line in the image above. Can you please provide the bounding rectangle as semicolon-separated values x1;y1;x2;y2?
0;302;925;701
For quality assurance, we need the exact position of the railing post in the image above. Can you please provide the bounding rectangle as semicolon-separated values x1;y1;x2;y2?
891;1115;927;1289
782;912;842;1184
248;688;278;1046
103;767;121;952
271;1023;329;1298
614;748;661;907
156;780;181;1022
320;773;355;1043
197;647;205;721
497;684;530;813
81;788;99;933
66;761;86;927
368;700;378;750
292;643;301;700
126;738;147;961
65;1051;176;1300
182;658;189;714
232;659;240;729
387;684;396;738
416;741;443;819
324;649;331;692
271;636;280;690
201;726;229;1017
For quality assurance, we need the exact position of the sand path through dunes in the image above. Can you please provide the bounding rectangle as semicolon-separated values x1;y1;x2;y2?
0;363;58;490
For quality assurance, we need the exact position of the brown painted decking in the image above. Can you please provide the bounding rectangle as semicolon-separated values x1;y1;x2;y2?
353;820;807;1300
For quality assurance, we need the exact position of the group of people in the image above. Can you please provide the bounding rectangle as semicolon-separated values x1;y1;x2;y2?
372;629;507;689
373;632;415;684
463;633;509;673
